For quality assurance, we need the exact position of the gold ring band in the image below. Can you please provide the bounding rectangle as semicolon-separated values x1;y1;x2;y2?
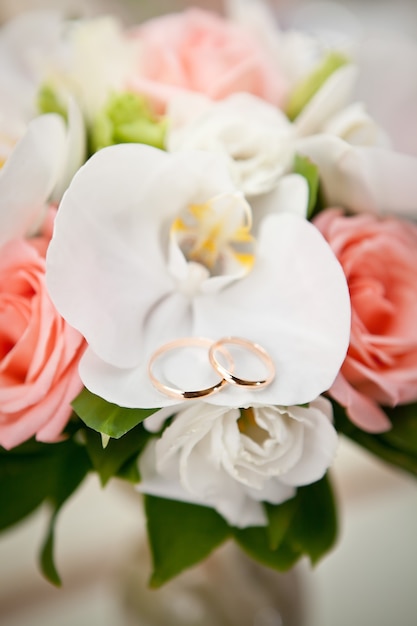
209;336;275;388
148;337;230;400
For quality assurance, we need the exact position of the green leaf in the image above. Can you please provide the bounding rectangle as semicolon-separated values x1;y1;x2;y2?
234;524;301;572
39;511;61;586
333;401;417;477
286;51;349;121
116;456;141;483
38;440;91;585
383;404;417;456
0;440;65;531
235;476;337;571
72;388;158;438
293;153;320;217
288;475;338;565
84;423;151;486
0;437;90;585
265;496;298;550
144;496;231;587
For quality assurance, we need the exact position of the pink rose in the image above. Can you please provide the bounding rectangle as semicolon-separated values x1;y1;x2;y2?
0;214;85;449
315;208;417;433
128;9;287;112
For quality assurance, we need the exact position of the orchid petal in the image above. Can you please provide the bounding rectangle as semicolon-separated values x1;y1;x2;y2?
51;97;86;201
80;212;350;410
0;114;66;247
294;64;358;137
47;144;236;369
194;212;350;407
251;173;309;227
298;134;417;217
322;102;390;147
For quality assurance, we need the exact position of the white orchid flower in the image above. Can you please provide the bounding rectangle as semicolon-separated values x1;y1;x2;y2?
47;144;350;411
139;396;338;527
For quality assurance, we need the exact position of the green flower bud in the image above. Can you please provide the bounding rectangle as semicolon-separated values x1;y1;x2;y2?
90;92;167;153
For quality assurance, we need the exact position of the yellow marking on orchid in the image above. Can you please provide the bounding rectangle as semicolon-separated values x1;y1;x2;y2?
233;225;255;243
189;203;208;221
172;217;187;232
233;251;255;271
171;193;256;275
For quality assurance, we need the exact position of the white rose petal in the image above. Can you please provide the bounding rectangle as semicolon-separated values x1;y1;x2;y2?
138;397;337;527
168;92;294;197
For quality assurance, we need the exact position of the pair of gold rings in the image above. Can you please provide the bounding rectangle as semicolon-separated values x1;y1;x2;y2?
148;336;275;400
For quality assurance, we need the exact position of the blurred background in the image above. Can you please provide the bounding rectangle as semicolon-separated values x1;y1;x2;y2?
0;1;417;625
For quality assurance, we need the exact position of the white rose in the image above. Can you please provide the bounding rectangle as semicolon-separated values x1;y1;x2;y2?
167;92;295;197
138;396;338;528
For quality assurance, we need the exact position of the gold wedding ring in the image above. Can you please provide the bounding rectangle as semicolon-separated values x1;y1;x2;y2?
209;336;275;388
148;337;231;400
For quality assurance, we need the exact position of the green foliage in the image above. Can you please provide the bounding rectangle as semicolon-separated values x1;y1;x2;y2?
72;387;158;438
235;475;337;571
293;153;320;217
288;475;338;564
144;475;337;586
39;438;90;585
286;51;349;121
144;496;231;587
265;497;298;550
0;440;61;531
83;423;151;485
0;437;91;585
90;91;167;153
234;524;302;571
333;401;417;477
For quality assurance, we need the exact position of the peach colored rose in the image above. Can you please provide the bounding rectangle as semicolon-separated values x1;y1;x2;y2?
128;9;287;112
315;208;417;433
0;212;85;449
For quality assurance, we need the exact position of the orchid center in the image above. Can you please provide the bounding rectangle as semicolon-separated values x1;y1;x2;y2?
170;192;256;282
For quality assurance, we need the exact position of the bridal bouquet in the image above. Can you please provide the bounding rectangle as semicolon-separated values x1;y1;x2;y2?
1;0;417;587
